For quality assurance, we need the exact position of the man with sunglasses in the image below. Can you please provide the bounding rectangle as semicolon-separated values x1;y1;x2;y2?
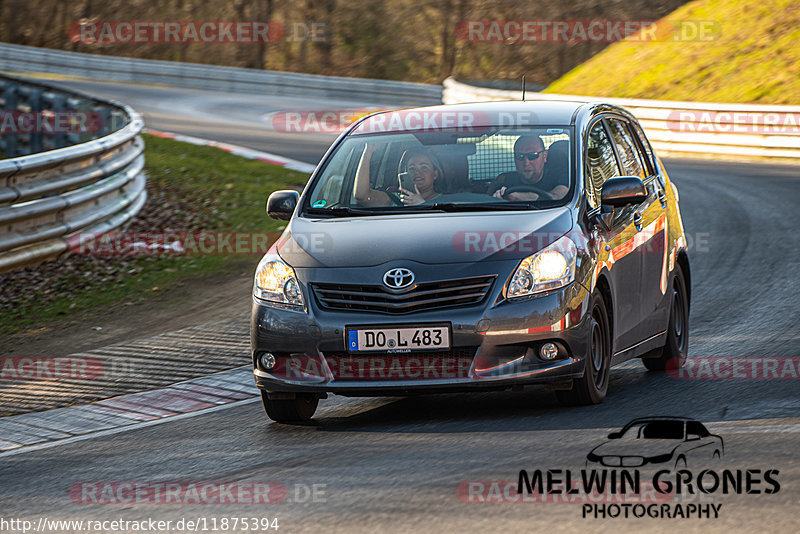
488;135;568;201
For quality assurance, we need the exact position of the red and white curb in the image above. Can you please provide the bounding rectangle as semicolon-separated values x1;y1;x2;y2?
146;129;317;174
0;366;259;457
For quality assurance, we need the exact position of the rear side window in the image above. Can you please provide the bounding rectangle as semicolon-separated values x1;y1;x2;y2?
686;421;710;438
606;118;645;179
640;420;685;440
629;121;657;177
585;121;620;209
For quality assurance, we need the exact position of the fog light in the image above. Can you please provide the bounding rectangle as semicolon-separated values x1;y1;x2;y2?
539;343;558;360
260;353;276;370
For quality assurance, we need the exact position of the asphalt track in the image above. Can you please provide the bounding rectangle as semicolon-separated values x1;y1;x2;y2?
1;79;798;533
47;78;373;164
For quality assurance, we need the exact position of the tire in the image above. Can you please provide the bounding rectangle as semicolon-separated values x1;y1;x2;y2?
556;291;611;406
643;265;689;372
261;391;318;423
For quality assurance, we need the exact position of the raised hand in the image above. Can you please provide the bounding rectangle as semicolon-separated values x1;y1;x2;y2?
400;185;426;205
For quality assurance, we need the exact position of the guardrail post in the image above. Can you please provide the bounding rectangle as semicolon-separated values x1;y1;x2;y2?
28;87;43;154
111;109;128;134
65;96;84;146
3;82;19;157
51;93;67;149
98;107;113;137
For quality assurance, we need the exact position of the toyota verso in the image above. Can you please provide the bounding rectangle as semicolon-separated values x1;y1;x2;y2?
251;101;691;423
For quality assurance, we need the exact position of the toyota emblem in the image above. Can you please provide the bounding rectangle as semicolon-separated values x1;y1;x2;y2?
383;268;415;289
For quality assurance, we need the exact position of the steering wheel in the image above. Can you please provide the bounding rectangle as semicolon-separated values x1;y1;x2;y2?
502;185;554;201
384;190;403;206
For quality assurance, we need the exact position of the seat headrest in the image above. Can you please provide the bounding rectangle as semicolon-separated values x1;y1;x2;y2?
542;140;569;185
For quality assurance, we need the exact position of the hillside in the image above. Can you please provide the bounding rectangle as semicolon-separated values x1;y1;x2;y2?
545;0;800;104
2;0;687;85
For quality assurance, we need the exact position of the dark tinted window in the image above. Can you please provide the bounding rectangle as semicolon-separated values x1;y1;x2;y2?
639;420;685;439
686;421;710;438
606;118;645;179
585;121;620;208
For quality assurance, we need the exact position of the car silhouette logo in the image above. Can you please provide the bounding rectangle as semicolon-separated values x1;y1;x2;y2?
383;268;415;289
586;416;724;470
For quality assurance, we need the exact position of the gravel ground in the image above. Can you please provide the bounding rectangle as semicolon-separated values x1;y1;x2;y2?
0;177;217;318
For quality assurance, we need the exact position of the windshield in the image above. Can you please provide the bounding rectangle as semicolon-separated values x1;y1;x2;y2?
303;126;573;215
620;421;685;440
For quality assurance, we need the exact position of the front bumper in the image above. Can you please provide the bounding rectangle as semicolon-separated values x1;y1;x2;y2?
250;272;593;396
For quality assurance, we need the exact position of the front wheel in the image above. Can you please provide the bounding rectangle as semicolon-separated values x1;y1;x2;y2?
261;391;318;423
556;291;611;406
643;265;689;371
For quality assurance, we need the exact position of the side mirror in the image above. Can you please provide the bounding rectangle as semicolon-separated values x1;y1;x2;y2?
607;431;622;439
266;190;299;221
601;176;647;207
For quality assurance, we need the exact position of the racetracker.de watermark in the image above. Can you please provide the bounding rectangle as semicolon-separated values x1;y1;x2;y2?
0;356;104;381
456;19;721;43
69;20;328;44
451;231;710;254
69;482;326;505
456;479;672;504
271;354;473;381
668;357;800;380
0;111;103;134
67;231;284;255
353;109;492;134
667;111;800;134
271;108;382;134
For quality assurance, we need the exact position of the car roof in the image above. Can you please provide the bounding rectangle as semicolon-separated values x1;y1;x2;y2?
624;416;697;425
350;100;597;134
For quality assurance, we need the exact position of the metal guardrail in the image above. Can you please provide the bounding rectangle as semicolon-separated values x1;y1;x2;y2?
0;74;145;272
444;78;800;160
0;43;442;106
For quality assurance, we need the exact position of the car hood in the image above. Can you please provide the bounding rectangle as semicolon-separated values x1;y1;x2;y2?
277;209;573;268
590;439;680;458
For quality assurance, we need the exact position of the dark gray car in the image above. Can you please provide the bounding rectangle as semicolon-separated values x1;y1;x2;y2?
251;101;690;422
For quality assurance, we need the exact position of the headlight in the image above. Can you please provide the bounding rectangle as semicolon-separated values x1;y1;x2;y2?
253;249;305;309
506;235;577;299
646;453;674;464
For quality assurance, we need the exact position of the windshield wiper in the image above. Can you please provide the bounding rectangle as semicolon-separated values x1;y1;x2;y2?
418;202;540;212
305;206;441;217
306;206;379;217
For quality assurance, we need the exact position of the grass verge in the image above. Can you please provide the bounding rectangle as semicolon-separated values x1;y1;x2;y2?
544;0;800;104
0;133;309;342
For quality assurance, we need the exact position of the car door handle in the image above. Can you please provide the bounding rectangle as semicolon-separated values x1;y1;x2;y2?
633;212;643;231
657;189;668;208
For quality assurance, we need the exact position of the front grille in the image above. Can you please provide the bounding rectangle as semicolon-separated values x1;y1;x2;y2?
600;456;645;468
312;275;495;314
323;347;478;381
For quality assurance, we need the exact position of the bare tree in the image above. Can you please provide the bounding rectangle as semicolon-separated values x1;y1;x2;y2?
7;0;691;84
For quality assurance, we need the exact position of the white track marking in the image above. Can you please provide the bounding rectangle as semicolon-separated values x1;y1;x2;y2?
0;397;259;458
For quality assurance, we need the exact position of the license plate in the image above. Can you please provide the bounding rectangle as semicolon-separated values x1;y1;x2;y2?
346;326;450;352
